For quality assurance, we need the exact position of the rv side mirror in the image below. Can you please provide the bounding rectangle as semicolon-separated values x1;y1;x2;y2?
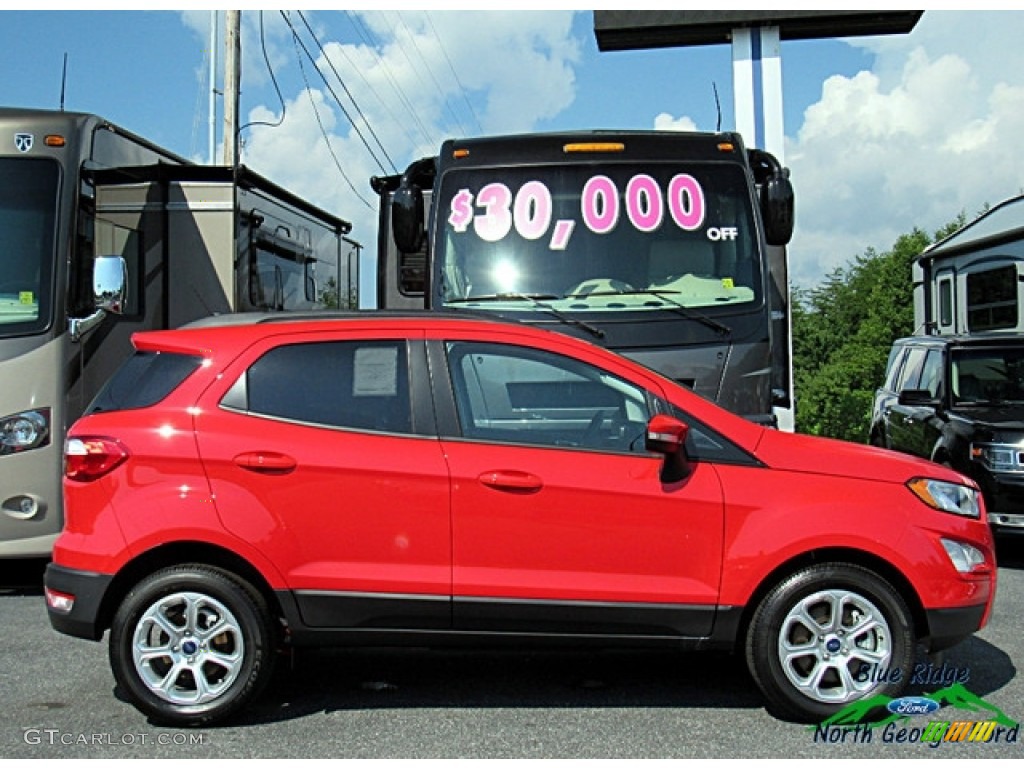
761;173;795;246
93;254;128;314
69;254;127;342
392;182;425;254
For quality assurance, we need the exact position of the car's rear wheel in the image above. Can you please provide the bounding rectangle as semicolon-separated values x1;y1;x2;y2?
745;563;913;722
109;565;277;726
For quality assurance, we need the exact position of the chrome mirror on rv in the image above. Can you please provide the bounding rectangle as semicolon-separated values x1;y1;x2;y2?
69;255;127;342
93;255;128;314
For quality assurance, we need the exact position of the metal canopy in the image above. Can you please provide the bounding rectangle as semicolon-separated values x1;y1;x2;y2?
593;11;923;51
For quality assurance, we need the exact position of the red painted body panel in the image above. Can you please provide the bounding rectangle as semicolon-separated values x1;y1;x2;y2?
52;315;996;641
443;439;725;609
195;411;452;595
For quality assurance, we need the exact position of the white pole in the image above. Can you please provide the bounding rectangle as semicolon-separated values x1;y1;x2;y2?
731;28;755;147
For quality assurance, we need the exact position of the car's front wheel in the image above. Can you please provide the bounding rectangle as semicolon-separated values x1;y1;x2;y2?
109;565;277;726
745;563;914;722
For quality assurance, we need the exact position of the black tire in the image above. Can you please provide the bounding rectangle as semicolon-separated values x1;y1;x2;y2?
745;563;914;723
109;565;277;726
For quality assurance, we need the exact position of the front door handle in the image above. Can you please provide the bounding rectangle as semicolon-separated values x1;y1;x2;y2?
478;470;543;493
233;451;297;474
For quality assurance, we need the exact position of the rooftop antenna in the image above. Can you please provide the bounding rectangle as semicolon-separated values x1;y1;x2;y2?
713;82;721;132
59;53;68;111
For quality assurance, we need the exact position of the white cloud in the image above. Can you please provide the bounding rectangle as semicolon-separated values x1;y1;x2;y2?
653;112;698;132
787;10;1024;288
202;10;581;302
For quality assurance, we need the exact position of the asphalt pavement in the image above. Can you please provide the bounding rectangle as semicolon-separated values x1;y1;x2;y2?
2;539;1022;759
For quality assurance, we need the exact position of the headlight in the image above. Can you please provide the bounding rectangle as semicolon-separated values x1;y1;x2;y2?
907;478;980;518
970;442;1023;472
0;409;51;456
941;538;987;573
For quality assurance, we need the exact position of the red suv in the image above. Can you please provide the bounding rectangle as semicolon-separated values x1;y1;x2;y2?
45;314;995;726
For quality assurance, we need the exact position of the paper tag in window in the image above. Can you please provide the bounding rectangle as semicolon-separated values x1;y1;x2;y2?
19;291;34;305
353;346;398;396
721;278;734;290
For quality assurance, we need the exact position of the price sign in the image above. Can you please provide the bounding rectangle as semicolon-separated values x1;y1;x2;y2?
447;173;707;251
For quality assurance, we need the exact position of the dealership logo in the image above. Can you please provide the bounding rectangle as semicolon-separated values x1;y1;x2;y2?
14;133;33;153
811;677;1019;749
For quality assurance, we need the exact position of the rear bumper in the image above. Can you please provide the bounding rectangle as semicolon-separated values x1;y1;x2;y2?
44;563;113;641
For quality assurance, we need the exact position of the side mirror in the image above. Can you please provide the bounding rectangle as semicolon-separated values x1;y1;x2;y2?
761;173;794;246
69;254;127;342
93;254;128;314
392;182;424;254
645;413;689;454
749;148;795;246
898;389;941;409
646;414;691;482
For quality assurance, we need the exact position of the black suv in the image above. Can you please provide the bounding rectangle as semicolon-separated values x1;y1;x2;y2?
870;334;1024;532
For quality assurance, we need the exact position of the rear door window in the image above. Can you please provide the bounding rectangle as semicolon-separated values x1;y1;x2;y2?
222;339;413;434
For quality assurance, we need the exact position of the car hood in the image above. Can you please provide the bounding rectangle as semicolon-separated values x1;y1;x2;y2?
950;404;1024;431
752;428;968;485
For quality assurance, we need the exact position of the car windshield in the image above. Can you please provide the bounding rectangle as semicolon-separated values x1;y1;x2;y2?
0;157;59;336
435;162;761;314
952;347;1024;404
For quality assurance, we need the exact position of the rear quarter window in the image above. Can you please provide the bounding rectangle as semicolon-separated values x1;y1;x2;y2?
86;351;203;414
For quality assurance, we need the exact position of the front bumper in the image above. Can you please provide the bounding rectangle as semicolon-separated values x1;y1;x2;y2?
925;602;989;652
975;471;1024;531
44;563;113;641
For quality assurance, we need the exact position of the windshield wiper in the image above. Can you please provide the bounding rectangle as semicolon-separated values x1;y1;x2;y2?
562;289;731;336
445;292;605;339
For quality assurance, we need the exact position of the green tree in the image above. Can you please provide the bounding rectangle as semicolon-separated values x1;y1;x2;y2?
793;216;965;442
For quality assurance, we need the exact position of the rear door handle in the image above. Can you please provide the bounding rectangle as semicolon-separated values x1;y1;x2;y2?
478;470;543;493
233;451;297;474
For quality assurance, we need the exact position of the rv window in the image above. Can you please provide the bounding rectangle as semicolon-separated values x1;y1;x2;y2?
967;265;1017;331
939;278;953;328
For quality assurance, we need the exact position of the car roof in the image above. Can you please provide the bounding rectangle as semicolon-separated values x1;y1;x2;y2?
893;334;1024;350
137;311;541;356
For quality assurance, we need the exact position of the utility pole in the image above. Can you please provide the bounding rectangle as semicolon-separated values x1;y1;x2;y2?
223;10;241;168
208;10;218;165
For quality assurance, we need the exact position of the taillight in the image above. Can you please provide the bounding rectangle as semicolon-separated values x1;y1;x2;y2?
64;437;129;482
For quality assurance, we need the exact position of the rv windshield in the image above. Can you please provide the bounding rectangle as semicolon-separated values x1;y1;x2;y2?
0;158;59;336
435;162;761;314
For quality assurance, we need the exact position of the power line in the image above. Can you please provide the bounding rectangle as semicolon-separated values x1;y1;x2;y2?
319;17;423;152
296;10;397;174
425;11;483;135
279;10;391;174
239;11;287;137
286;14;374;210
345;11;437;149
395;11;469;137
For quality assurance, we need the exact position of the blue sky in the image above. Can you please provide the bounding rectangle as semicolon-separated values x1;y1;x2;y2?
3;9;1023;294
